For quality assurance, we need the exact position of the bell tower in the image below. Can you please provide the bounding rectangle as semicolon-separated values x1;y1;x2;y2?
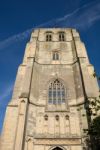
0;28;99;150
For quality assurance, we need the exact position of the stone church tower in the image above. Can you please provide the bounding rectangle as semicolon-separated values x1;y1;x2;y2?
0;28;99;150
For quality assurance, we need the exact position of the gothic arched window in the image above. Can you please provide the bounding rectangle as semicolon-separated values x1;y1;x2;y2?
48;79;65;104
59;32;65;41
52;147;63;150
53;52;59;60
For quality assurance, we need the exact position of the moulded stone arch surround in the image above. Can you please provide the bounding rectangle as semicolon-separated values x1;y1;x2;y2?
46;77;67;89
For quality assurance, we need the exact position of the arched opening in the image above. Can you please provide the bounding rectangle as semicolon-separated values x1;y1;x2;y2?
52;147;63;150
48;79;65;104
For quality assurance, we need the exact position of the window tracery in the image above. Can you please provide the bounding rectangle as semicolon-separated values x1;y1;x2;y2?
48;79;65;104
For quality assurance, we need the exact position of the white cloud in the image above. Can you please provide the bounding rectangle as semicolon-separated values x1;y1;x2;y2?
53;0;100;29
0;0;100;50
0;83;14;107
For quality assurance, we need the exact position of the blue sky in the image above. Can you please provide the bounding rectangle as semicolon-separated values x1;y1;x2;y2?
0;0;100;133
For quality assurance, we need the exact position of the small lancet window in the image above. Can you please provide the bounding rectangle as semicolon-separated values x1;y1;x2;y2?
53;52;59;60
59;32;65;41
48;79;65;104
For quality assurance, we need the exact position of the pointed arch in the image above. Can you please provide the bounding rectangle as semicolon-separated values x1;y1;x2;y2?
53;147;63;150
48;79;66;104
49;146;66;150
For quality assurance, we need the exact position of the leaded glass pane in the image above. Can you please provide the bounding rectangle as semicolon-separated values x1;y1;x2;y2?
49;90;52;96
49;97;52;103
62;90;65;97
62;98;65;103
57;91;60;96
58;98;61;104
